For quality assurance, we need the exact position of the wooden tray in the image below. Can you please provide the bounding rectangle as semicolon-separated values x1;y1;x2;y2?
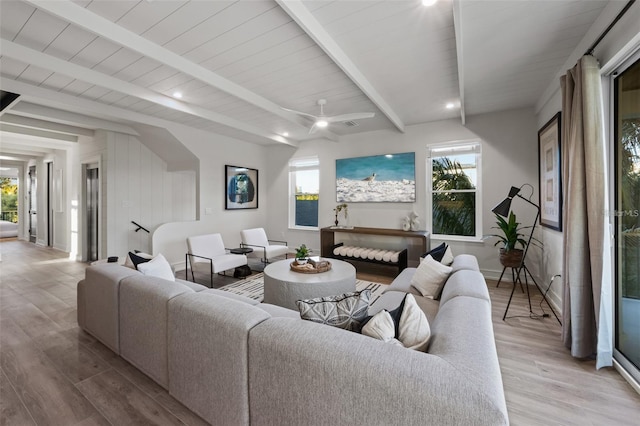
290;260;332;274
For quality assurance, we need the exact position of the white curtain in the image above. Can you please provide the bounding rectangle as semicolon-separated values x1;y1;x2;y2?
560;55;613;368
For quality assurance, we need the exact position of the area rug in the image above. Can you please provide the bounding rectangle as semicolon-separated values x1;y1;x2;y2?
217;272;388;304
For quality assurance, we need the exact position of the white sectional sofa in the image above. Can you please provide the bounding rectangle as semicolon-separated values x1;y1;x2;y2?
77;255;508;425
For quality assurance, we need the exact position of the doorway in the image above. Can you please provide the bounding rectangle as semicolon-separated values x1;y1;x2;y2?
28;165;36;243
613;53;640;384
85;164;99;262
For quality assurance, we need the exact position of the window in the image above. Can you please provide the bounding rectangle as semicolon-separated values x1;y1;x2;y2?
289;157;319;229
428;142;482;240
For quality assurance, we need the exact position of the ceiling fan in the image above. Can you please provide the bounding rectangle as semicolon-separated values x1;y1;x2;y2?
282;99;375;134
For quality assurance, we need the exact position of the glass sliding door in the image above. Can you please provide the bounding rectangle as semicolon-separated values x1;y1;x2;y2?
614;54;640;384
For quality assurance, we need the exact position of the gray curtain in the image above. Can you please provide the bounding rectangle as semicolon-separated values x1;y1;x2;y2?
561;55;611;366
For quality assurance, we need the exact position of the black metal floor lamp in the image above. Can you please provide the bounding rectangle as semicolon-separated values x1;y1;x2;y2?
492;184;561;324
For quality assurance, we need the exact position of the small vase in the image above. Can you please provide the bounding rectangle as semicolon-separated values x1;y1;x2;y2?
296;258;308;265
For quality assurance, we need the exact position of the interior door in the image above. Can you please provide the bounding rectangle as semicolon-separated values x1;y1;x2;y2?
85;166;99;262
28;165;36;243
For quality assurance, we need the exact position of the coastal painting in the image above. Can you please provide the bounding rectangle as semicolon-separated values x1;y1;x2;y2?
336;152;415;203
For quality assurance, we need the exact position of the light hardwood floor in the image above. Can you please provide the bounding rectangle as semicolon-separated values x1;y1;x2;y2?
1;240;638;425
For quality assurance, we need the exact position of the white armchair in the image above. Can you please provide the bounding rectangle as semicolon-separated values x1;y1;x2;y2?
186;233;248;287
240;228;289;264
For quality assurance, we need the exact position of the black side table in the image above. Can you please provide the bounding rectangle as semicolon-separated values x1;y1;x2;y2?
230;247;253;278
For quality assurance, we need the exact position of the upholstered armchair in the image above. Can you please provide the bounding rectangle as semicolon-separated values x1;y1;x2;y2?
240;228;289;264
186;233;248;287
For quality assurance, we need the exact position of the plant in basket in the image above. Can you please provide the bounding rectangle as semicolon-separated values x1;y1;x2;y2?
488;212;539;268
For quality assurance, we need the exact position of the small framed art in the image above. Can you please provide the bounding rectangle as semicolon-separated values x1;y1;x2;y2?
538;112;562;231
225;165;258;210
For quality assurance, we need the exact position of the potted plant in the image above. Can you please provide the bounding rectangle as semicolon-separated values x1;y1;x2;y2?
294;244;311;264
489;212;530;268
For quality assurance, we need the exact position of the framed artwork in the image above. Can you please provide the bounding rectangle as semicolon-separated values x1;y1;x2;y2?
336;152;415;203
225;165;258;210
538;112;562;231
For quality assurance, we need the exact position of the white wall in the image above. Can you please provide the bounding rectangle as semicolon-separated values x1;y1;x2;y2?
152;125;269;267
103;131;196;258
266;108;539;277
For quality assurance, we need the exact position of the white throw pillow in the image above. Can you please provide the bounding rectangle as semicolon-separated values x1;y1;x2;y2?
124;251;153;269
410;255;452;299
361;310;397;343
441;246;454;266
397;294;431;351
137;253;175;281
362;294;430;351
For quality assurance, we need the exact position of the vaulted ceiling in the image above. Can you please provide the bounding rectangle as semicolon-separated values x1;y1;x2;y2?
0;0;615;160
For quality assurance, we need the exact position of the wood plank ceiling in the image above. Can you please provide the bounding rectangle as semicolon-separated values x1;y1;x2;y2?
0;0;611;148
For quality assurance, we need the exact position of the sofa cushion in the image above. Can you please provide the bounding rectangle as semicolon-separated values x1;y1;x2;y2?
450;254;480;273
137;253;175;281
202;288;261;305
296;290;371;331
256;303;301;318
439;270;490;306
410;255;452;299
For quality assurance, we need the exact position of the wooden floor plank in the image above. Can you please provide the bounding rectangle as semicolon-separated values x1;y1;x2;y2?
0;342;99;425
76;369;185;426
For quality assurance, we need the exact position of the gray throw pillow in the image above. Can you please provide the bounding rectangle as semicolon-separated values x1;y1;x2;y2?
296;290;371;331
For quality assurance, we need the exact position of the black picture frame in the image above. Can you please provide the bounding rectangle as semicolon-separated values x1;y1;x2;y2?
225;165;258;210
538;112;562;231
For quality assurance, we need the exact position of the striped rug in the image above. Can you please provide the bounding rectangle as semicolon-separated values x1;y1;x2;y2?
217;272;388;304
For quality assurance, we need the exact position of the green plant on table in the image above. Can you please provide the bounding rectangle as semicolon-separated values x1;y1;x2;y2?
295;244;311;259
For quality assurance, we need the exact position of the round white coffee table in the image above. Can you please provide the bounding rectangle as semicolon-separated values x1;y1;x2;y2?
263;259;356;310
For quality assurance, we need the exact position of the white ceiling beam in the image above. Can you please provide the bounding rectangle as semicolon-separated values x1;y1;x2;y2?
1;40;291;146
0;144;53;157
0;123;78;143
10;100;138;136
1;113;95;137
1;78;299;148
276;0;405;133
452;0;466;125
25;0;321;135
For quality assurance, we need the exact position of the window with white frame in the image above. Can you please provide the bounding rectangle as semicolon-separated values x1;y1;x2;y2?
428;142;482;239
289;157;319;229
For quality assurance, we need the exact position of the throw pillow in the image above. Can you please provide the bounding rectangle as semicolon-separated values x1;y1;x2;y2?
441;246;454;266
361;294;431;351
125;251;153;269
136;253;175;281
410;255;452;299
421;242;447;262
296;290;371;331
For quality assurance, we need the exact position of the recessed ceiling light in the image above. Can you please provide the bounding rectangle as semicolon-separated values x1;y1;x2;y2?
446;102;455;109
283;132;289;137
422;0;438;6
172;91;183;99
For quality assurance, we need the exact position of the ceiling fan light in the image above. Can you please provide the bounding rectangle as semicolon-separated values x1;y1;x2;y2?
315;119;329;128
422;0;437;6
